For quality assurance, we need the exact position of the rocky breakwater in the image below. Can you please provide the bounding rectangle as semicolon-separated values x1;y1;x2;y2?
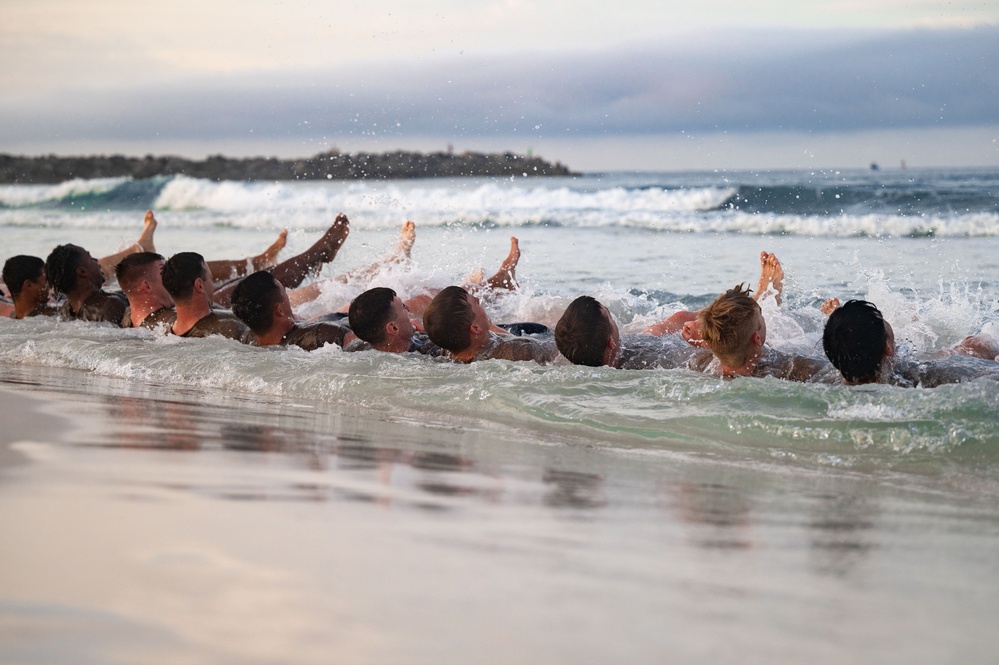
0;150;577;184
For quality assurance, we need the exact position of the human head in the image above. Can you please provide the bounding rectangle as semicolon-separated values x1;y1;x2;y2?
116;251;170;298
349;287;416;350
230;271;288;335
698;284;765;368
161;252;212;303
823;300;894;384
3;255;46;299
423;285;488;353
554;296;620;367
45;244;102;295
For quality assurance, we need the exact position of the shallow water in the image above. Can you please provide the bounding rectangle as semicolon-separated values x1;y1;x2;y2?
2;364;999;664
2;169;999;661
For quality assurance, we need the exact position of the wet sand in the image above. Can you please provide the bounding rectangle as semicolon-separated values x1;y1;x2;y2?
2;363;998;664
0;383;71;469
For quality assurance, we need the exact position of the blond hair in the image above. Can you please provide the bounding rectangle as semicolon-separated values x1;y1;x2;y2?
698;284;761;367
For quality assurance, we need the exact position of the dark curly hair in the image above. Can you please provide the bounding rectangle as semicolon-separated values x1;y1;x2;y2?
44;244;86;295
823;300;889;384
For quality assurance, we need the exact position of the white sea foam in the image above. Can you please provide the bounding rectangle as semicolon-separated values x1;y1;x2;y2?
1;168;997;464
5;173;998;237
0;177;129;207
149;178;740;232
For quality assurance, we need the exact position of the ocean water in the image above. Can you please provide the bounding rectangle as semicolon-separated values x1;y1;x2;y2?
2;168;998;465
2;168;999;662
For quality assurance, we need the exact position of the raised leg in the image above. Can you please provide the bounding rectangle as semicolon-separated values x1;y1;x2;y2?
269;214;350;288
97;210;160;279
213;215;350;307
754;251;784;305
207;229;289;282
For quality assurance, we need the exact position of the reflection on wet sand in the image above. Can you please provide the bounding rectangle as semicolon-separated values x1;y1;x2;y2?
24;373;597;513
665;481;754;550
807;493;878;578
657;474;880;577
2;364;996;665
542;469;606;509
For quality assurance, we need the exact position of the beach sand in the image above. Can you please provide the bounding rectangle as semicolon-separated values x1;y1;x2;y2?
2;363;998;664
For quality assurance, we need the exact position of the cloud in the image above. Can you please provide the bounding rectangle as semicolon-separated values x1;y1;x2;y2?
1;26;996;152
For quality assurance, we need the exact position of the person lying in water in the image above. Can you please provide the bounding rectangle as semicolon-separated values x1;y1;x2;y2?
423;285;557;364
1;211;164;320
344;233;528;355
650;251;832;381
674;251;786;348
115;252;180;329
696;282;831;381
554;251;785;370
2;255;58;319
822;299;999;387
228;219;480;350
554;294;713;370
161;251;256;343
34;210;300;326
230;271;356;350
346;286;435;354
116;215;351;330
227;218;494;350
44;243;132;325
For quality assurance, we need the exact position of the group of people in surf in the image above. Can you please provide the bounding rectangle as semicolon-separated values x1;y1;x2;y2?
3;211;998;388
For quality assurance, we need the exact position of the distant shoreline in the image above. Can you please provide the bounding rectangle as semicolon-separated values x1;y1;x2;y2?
0;150;578;184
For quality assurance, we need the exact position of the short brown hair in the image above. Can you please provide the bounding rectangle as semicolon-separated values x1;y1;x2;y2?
115;252;164;293
161;252;207;301
555;296;613;366
348;287;397;345
423;285;475;352
230;271;283;334
699;284;761;367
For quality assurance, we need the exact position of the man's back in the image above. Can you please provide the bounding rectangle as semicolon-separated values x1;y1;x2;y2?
469;332;556;364
59;290;128;326
616;334;709;370
177;310;255;345
281;322;351;351
891;355;999;388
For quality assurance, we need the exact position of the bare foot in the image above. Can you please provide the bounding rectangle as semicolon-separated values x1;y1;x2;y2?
754;251;784;305
821;297;841;316
138;210;158;252
392;220;416;261
484;237;520;291
252;229;288;270
329;219;413;285
315;213;350;263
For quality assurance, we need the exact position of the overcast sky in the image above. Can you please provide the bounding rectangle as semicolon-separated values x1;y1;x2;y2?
2;1;997;171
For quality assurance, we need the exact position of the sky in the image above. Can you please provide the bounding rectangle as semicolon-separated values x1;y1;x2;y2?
1;1;997;171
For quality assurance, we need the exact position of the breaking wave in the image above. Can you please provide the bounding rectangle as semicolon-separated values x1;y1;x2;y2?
1;169;997;237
